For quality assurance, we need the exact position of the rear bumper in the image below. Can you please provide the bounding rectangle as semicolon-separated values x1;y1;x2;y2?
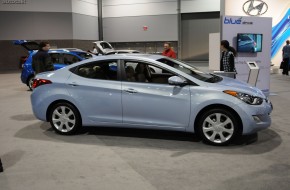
20;66;34;85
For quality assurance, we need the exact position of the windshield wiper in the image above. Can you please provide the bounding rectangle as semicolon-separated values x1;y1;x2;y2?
205;75;222;83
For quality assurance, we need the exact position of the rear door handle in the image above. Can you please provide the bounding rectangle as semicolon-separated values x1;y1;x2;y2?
124;88;138;94
68;82;79;87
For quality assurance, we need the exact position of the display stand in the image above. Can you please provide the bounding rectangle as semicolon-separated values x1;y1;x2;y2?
246;62;259;86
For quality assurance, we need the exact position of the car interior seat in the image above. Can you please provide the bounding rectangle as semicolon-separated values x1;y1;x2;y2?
125;66;136;82
72;57;79;63
64;57;72;65
51;57;57;63
78;67;89;77
135;63;147;82
93;65;107;79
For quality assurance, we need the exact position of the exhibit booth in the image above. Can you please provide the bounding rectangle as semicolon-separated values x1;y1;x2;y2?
210;0;290;96
209;16;272;95
222;16;272;96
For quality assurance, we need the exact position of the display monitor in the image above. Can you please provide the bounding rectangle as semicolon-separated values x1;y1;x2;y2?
237;33;263;53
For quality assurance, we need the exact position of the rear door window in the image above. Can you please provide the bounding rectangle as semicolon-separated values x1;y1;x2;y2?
72;60;118;81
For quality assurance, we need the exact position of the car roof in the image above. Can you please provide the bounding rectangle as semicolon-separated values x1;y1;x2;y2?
115;50;140;53
28;49;94;58
62;54;166;69
103;53;165;61
49;48;85;52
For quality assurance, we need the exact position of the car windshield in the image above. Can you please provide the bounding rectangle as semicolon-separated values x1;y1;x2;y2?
100;42;113;49
74;52;93;59
156;58;222;83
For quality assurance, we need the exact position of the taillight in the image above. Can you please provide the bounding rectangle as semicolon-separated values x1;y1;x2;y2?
32;79;52;89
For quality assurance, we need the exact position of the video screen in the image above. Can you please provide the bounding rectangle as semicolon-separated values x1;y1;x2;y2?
237;33;263;53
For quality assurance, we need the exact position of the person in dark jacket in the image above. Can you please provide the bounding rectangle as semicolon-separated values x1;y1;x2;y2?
32;41;54;74
0;158;3;172
220;40;237;75
282;40;290;75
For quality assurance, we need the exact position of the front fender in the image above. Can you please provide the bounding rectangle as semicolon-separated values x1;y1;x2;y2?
187;87;244;133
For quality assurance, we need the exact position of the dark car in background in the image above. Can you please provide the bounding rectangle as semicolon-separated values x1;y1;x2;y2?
15;40;96;90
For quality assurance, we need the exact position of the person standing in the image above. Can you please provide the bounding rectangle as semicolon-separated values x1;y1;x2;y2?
220;40;237;77
91;45;98;55
32;41;54;75
282;40;290;75
162;42;176;58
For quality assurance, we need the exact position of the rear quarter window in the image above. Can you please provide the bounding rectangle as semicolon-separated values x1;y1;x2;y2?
70;60;118;81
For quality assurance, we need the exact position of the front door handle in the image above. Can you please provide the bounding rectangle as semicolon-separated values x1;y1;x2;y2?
124;88;138;94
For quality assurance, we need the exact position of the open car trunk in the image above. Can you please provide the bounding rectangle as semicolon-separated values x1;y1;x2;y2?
13;40;39;51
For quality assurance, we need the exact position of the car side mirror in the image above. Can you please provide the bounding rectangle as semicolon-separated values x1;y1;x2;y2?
168;76;187;86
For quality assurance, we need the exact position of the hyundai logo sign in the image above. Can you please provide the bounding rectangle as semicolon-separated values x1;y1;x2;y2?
243;0;268;16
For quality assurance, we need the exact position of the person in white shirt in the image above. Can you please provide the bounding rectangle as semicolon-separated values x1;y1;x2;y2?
92;46;98;54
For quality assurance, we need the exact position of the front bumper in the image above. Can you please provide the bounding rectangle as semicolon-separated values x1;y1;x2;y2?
234;99;273;134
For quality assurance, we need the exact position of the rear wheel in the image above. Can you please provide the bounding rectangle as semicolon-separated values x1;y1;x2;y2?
49;102;81;135
197;108;242;145
27;76;34;91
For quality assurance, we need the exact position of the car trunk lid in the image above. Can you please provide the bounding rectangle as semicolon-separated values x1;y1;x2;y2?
13;40;39;52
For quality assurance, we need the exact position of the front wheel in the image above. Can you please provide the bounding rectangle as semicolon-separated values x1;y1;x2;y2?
49;102;82;135
197;108;242;146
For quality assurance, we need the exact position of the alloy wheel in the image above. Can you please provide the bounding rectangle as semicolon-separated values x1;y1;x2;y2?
202;113;234;144
52;106;76;133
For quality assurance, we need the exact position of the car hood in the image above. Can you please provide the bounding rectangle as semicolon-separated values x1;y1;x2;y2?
215;76;266;98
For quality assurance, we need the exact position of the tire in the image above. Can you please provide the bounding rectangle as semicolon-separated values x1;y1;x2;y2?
27;76;34;91
49;102;82;135
197;108;242;146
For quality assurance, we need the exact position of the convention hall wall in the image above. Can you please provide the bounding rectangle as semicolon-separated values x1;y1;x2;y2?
0;0;220;71
181;12;220;61
103;0;220;59
0;0;99;71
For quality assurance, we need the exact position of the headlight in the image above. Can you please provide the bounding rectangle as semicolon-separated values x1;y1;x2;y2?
223;90;263;105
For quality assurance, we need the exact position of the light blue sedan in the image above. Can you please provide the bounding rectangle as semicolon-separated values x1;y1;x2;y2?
31;54;272;145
